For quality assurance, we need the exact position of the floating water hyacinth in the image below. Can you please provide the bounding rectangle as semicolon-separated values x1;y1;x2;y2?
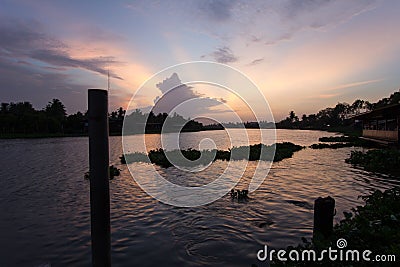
120;142;304;168
84;165;121;180
345;149;400;175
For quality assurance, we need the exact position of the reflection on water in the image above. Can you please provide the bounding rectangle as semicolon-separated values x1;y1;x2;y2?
0;129;399;266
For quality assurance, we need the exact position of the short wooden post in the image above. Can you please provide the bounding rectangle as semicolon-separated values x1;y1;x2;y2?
313;196;335;238
88;89;111;267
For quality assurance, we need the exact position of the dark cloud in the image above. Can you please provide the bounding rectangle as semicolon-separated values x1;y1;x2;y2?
248;58;264;66
0;18;122;79
30;50;122;80
197;0;238;22
16;60;32;66
244;0;379;47
210;46;238;63
0;19;65;55
155;73;182;94
151;73;227;118
0;57;89;113
250;35;263;43
0;17;125;113
283;0;333;18
264;33;293;46
41;66;68;71
279;0;378;31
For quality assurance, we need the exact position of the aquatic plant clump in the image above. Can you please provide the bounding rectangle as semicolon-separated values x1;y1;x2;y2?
84;165;121;180
319;136;359;143
271;187;400;266
271;142;304;161
121;142;304;168
120;152;149;164
311;136;374;149
310;143;355;149
229;142;303;162
109;165;121;179
345;149;400;175
332;187;400;255
230;189;249;201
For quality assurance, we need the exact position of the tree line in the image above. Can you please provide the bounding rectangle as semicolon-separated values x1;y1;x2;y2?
0;99;84;136
122;109;202;134
0;99;203;136
276;91;400;130
1;90;398;136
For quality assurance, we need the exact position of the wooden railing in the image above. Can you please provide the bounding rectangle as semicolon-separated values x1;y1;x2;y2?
363;129;398;141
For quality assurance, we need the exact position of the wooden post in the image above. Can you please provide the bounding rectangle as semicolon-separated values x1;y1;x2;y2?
88;89;111;267
313;196;335;239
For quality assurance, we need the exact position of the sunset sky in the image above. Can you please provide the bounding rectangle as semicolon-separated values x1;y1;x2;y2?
1;0;400;121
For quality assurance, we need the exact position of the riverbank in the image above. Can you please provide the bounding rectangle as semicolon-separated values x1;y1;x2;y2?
270;187;400;266
0;133;88;139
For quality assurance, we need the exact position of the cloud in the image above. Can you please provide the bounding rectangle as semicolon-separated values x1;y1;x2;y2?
0;57;89;113
242;0;381;49
196;0;381;65
0;18;122;79
307;93;340;99
264;33;293;46
282;0;334;18
274;0;380;39
151;73;227;118
209;46;238;63
282;0;378;19
215;1;379;47
42;66;68;71
247;57;265;66
155;73;182;94
0;17;129;113
30;49;123;80
0;18;65;54
326;79;383;91
124;0;382;67
197;0;238;22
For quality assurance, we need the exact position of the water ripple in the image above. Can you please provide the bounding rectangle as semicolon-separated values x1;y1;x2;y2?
0;130;399;266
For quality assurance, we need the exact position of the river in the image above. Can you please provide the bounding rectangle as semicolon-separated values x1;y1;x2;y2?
0;129;399;266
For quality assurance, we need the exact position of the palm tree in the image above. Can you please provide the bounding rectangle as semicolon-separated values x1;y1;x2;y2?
45;99;66;120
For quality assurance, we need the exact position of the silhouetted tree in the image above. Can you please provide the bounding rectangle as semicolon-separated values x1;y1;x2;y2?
117;107;125;119
1;103;9;114
44;99;66;133
45;99;66;121
289;110;298;123
65;111;85;134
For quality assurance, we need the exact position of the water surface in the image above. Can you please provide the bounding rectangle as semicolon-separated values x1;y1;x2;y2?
0;129;398;266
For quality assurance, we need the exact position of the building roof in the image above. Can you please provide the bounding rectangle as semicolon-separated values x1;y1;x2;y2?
352;103;400;120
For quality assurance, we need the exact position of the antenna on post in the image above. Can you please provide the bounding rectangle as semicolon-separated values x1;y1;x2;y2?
107;69;110;91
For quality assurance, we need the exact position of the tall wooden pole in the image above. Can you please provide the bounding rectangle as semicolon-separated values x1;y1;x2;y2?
88;89;111;267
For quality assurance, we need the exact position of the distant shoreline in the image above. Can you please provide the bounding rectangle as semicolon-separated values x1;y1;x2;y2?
0;127;349;140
